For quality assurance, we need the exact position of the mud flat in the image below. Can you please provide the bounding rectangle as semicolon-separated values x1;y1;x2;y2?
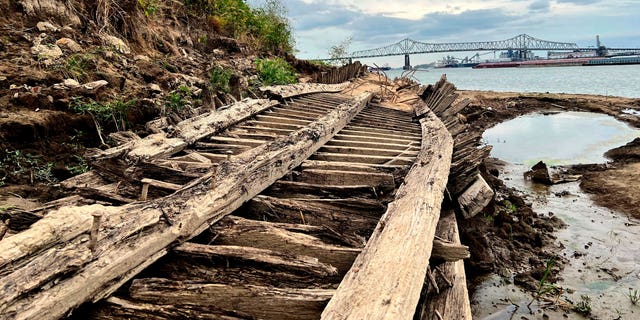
460;91;640;318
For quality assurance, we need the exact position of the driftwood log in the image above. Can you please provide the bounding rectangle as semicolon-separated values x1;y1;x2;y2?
321;106;453;319
0;93;372;320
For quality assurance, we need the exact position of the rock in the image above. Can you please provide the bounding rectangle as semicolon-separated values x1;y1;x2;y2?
82;80;109;90
134;55;151;62
149;83;162;93
101;34;130;54
55;38;82;52
524;161;553;185
63;78;80;88
31;43;63;61
36;21;59;32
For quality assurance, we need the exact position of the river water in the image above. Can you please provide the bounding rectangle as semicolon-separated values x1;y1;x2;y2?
386;65;640;98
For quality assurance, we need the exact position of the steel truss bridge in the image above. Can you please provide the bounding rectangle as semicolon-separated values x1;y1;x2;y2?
321;34;640;69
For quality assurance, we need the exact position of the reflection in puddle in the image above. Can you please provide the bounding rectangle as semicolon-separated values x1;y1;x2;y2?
475;113;640;319
482;112;640;165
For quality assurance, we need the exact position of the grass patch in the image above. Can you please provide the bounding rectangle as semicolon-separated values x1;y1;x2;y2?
255;57;297;85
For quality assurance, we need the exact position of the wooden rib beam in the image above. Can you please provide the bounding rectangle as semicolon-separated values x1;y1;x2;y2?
173;243;338;278
321;106;453;320
129;279;334;320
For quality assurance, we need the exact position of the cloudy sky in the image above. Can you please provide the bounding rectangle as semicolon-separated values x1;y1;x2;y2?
260;0;640;66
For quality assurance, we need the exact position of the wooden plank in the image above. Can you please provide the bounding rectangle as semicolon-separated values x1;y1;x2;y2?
296;169;395;189
129;279;334;320
260;82;349;99
457;174;494;219
206;216;360;275
321;106;453;320
174;243;338;278
0;92;372;320
311;152;415;166
319;145;418;157
94;99;277;160
414;209;472;320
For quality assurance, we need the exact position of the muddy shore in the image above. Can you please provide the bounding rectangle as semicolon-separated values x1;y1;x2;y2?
458;90;640;219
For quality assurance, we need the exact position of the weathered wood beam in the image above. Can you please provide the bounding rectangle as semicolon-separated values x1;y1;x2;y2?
321;106;453;320
94;99;277;161
260;82;349;99
174;243;338;278
457;174;494;219
129;279;335;320
295;169;395;189
414;209;472;320
204;216;361;274
0;92;372;320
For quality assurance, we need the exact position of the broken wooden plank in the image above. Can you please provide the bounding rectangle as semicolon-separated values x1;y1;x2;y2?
174;243;338;278
260;83;350;99
295;169;394;189
94;99;277;160
458;174;494;219
129;279;334;320
0;92;372;320
321;106;453;320
414;209;472;320
203;216;360;275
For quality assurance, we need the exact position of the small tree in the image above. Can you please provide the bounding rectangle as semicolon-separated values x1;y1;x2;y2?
328;36;352;66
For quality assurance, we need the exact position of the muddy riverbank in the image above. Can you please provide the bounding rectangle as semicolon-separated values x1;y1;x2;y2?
457;89;640;317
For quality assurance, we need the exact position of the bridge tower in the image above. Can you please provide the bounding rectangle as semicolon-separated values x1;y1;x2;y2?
403;54;411;70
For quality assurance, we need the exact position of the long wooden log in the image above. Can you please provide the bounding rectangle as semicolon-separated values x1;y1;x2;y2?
415;209;472;320
0;92;372;320
93;99;277;160
321;106;453;319
260;83;350;99
129;279;334;320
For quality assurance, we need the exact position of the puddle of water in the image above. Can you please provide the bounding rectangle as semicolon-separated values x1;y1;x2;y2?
482;111;640;166
474;112;640;319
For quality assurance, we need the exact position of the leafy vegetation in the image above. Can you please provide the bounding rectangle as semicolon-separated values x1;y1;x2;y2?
255;57;297;85
138;0;160;17
165;86;192;112
209;66;233;93
0;150;56;184
184;0;295;55
71;97;136;132
67;155;90;175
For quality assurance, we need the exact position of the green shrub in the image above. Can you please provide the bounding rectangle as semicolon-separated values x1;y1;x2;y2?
209;66;233;93
255;57;297;85
166;86;192;112
71;97;136;131
183;0;295;55
0;150;57;184
249;0;295;54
